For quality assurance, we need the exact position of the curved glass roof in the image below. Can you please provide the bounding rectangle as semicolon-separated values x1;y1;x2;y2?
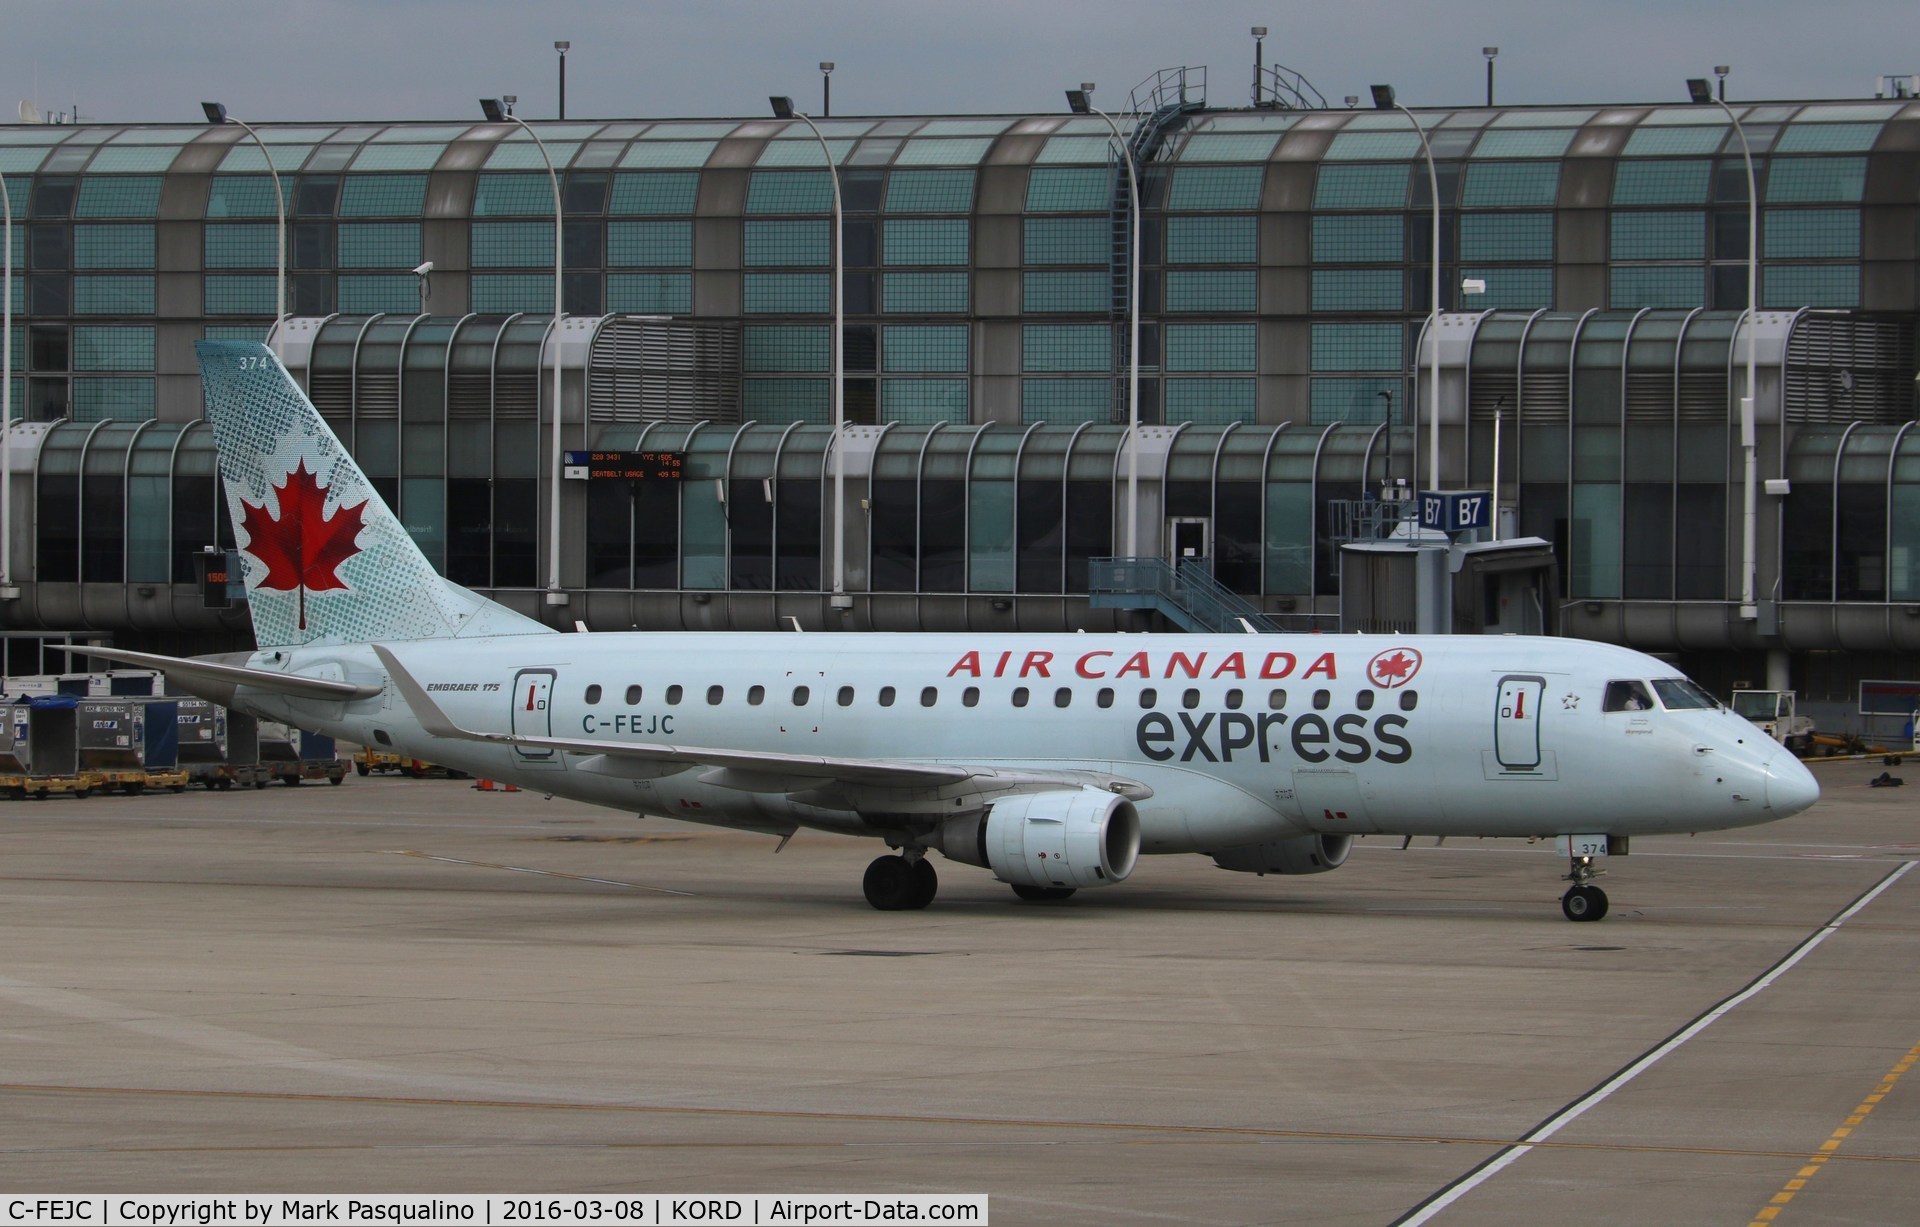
0;97;1904;185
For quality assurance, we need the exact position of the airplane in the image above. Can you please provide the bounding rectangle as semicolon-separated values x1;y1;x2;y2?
71;341;1822;922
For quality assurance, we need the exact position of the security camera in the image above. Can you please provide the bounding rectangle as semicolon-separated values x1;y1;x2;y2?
413;261;434;276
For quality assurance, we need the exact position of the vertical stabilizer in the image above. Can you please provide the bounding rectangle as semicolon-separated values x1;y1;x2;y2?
197;340;552;648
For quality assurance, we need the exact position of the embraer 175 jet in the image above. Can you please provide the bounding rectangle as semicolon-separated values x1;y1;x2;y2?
80;343;1821;921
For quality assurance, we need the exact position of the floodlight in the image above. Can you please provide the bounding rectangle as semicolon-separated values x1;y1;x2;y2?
1370;83;1396;110
769;95;795;119
480;98;507;122
1065;89;1091;114
1686;78;1713;104
201;101;228;124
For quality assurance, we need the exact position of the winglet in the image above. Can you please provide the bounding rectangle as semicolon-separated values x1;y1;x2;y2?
372;644;503;743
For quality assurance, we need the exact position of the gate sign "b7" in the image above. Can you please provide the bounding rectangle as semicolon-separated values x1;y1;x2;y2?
1420;490;1492;534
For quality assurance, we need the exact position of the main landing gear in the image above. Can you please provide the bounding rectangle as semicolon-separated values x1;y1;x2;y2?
863;851;938;911
1561;855;1609;922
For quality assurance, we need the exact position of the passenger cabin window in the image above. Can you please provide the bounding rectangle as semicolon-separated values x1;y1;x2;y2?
878;686;895;707
1313;689;1331;710
1139;688;1158;708
1399;690;1418;711
1182;689;1201;710
1012;687;1029;708
625;684;642;705
747;685;765;705
1356;690;1374;711
585;684;602;704
1225;689;1243;710
792;685;810;705
1268;689;1287;710
1097;688;1115;709
666;685;683;705
1652;678;1718;710
963;687;980;707
1054;688;1072;708
1604;680;1655;712
920;687;938;707
707;685;724;705
837;686;855;707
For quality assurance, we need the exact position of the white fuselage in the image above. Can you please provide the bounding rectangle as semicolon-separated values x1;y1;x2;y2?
242;631;1817;856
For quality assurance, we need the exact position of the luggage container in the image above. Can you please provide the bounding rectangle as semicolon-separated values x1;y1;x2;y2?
203;710;270;790
0;696;97;799
174;698;228;787
130;698;189;793
76;699;150;793
0;703;27;774
267;726;346;786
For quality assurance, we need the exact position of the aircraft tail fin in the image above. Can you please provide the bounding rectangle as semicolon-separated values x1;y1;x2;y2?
196;340;553;648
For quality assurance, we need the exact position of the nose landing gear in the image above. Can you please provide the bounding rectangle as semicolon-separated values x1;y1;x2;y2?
1561;855;1609;921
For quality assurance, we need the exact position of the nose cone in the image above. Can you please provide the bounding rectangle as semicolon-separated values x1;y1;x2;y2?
1764;752;1821;816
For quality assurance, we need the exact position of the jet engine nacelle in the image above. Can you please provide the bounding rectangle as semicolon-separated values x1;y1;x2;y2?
1209;833;1354;876
931;788;1141;890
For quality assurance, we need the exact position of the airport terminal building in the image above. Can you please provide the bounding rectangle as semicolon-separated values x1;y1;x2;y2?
0;77;1916;704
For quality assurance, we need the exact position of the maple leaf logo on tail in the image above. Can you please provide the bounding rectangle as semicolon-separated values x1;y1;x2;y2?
238;460;368;631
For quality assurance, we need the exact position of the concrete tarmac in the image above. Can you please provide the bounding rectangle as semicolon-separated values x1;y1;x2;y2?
1;758;1916;1225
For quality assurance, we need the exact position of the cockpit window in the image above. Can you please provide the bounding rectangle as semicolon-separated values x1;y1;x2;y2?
1604;680;1655;712
1651;678;1719;710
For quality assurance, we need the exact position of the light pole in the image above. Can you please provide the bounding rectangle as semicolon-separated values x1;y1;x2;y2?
1714;65;1730;101
1251;27;1267;106
1689;76;1760;618
770;94;851;610
1;172;13;600
481;98;568;609
1483;48;1499;107
201;103;285;363
819;63;835;117
555;42;570;119
1372;84;1442;496
1067;84;1143;558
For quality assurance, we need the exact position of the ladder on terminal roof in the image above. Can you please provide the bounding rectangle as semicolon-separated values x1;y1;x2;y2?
1107;68;1206;422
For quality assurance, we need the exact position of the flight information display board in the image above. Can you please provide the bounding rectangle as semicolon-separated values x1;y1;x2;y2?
563;451;686;481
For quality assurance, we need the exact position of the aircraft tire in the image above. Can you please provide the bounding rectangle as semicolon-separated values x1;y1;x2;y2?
906;858;938;909
1010;884;1077;903
1562;884;1608;922
863;855;919;911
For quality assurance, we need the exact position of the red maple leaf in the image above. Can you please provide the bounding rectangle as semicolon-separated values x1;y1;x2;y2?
1368;648;1422;687
1374;653;1414;681
239;460;367;629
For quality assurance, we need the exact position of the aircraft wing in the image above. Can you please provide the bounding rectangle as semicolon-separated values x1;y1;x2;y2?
374;645;1146;797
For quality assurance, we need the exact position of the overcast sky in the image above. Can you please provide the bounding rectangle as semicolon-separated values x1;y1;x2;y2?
3;1;1911;126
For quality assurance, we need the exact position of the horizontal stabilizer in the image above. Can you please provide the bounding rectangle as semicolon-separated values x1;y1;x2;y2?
50;644;383;702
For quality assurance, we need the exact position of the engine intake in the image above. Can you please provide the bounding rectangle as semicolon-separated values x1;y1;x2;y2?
931;788;1140;890
1209;833;1353;876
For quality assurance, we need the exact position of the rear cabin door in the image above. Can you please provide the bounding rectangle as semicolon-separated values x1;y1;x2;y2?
510;668;564;768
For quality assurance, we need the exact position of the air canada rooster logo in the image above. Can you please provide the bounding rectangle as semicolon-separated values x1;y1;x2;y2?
238;460;367;630
1366;647;1423;689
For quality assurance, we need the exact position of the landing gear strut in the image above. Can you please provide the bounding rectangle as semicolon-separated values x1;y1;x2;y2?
863;852;937;911
1561;855;1609;922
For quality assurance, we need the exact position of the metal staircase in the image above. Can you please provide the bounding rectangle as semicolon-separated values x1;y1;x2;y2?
1088;556;1284;634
